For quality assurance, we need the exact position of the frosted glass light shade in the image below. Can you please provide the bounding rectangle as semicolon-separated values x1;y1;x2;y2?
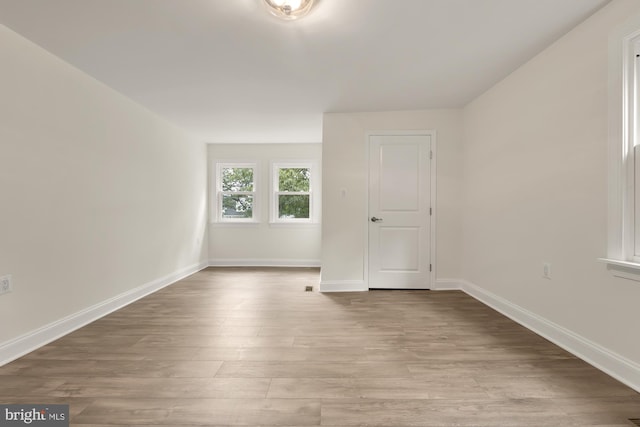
263;0;314;20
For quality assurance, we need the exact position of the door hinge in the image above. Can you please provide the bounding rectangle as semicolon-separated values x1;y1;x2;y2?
430;150;433;159
429;207;432;216
429;264;432;272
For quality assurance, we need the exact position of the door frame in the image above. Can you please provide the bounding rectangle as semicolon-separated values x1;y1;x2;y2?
364;130;437;289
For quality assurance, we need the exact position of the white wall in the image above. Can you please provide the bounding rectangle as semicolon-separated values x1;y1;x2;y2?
462;0;640;369
0;26;208;350
321;110;464;285
208;143;321;266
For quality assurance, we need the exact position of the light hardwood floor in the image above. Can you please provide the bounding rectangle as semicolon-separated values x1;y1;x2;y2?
1;267;639;426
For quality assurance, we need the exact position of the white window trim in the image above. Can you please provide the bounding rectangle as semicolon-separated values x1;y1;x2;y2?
214;162;259;224
601;19;640;273
270;161;318;224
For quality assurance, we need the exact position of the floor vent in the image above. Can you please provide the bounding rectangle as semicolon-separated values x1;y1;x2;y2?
629;419;640;426
305;286;313;292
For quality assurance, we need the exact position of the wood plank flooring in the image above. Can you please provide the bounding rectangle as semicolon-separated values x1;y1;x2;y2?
1;267;639;426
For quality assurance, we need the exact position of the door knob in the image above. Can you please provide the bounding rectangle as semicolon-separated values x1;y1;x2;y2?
371;217;383;222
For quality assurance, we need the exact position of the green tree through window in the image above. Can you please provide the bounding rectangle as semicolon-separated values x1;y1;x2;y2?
221;167;254;219
277;167;310;219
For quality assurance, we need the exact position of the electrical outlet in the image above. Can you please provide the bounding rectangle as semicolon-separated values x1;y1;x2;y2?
0;275;12;295
542;263;552;280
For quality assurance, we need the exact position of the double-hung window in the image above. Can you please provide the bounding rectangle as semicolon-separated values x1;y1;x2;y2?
216;163;257;222
618;34;640;262
272;163;313;223
603;24;640;271
632;40;640;261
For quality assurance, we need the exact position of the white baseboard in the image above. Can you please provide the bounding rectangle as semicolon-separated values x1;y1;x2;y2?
458;279;640;394
319;280;368;292
0;260;209;367
208;259;321;268
433;278;464;290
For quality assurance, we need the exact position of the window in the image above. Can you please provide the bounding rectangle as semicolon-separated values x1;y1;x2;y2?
272;163;313;223
211;159;319;225
603;23;640;271
620;35;640;262
216;163;257;222
634;42;640;261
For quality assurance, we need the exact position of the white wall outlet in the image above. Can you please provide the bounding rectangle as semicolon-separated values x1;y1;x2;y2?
0;275;12;295
543;263;552;279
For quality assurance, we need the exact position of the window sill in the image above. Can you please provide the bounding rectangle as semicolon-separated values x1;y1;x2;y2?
598;258;640;281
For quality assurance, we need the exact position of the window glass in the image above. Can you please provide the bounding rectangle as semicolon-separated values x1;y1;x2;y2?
278;194;310;219
222;167;254;191
218;165;256;221
222;194;254;219
273;165;312;222
279;168;310;192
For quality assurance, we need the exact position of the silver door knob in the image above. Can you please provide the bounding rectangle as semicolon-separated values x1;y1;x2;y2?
371;217;383;222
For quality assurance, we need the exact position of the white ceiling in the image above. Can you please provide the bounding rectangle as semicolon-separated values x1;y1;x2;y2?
0;0;610;143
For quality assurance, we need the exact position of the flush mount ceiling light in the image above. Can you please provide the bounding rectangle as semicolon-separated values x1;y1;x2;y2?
263;0;315;20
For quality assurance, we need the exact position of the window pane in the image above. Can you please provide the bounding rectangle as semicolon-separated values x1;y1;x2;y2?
222;194;253;219
222;168;253;192
279;168;310;192
279;194;310;219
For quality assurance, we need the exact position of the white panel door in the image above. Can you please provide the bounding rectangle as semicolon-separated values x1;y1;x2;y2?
368;134;431;289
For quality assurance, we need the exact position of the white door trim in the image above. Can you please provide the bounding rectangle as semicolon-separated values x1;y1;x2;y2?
364;130;437;289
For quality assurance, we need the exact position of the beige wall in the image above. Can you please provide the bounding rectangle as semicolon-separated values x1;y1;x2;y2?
208;143;321;265
462;0;640;364
321;110;464;284
0;25;208;345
